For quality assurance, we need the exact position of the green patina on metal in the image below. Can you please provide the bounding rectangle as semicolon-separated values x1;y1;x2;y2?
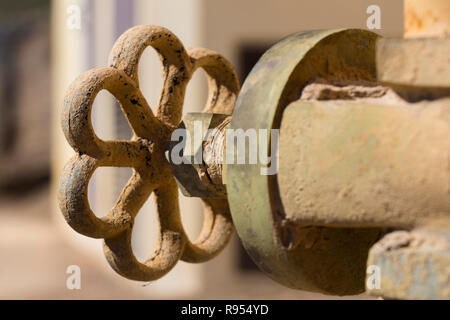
367;225;450;299
227;29;383;295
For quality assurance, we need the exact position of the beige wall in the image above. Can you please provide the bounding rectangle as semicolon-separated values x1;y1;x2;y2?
204;0;403;70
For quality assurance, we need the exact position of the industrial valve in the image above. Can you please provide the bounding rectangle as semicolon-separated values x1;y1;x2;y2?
58;25;450;299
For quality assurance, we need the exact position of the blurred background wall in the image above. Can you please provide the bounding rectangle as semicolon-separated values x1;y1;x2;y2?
0;0;445;299
0;1;50;194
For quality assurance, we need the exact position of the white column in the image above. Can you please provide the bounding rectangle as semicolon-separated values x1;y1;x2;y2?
89;0;120;231
132;0;207;296
50;0;98;253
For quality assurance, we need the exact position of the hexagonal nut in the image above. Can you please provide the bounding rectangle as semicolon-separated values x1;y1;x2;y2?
165;112;230;198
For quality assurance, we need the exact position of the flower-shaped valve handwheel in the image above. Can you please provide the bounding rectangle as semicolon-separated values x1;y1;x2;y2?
58;25;239;280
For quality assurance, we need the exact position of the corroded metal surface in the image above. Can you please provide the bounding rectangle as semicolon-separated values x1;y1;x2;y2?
405;0;450;38
227;29;382;295
376;38;450;88
58;25;239;281
279;99;450;229
367;224;450;299
227;29;450;296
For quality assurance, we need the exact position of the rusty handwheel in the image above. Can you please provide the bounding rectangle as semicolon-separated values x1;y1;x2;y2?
58;25;239;281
